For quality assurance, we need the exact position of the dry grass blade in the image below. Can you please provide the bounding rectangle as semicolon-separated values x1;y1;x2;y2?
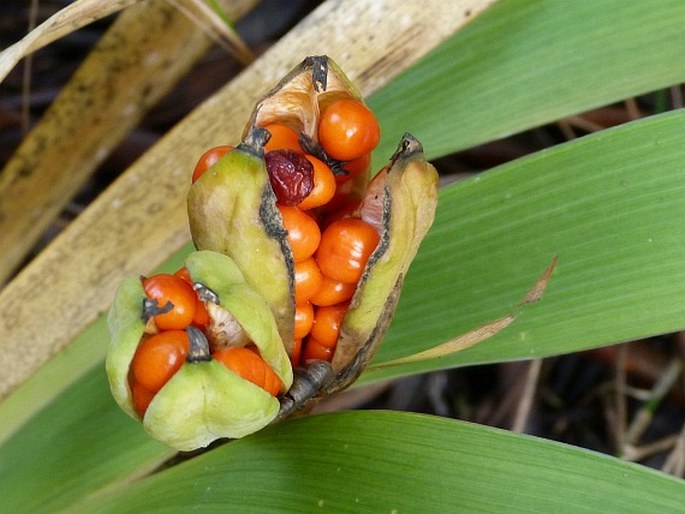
372;256;558;367
621;358;682;455
0;0;141;83
378;315;517;367
21;0;40;133
511;358;542;433
0;0;497;402
521;256;558;304
169;0;255;65
0;0;257;285
661;423;685;477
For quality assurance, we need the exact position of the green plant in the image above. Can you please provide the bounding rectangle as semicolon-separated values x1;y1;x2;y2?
1;0;684;512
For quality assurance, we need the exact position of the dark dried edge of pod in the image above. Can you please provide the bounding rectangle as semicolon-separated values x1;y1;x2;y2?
391;133;423;165
185;326;212;363
258;185;295;299
324;276;404;395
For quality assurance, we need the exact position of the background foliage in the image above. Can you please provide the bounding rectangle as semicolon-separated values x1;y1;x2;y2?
0;0;684;511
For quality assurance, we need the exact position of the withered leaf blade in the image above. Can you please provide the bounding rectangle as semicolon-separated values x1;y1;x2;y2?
0;0;257;284
0;0;140;83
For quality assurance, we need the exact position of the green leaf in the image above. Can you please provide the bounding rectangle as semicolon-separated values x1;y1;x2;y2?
70;411;685;513
3;3;685;509
5;0;685;425
0;367;173;514
365;109;685;383
370;0;685;160
0;246;190;446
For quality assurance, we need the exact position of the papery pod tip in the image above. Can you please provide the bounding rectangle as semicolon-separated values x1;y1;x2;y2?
392;132;424;161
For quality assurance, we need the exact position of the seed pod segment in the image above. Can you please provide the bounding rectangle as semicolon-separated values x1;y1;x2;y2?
106;250;293;451
185;250;292;388
107;275;149;420
246;55;362;144
187;128;295;353
325;134;439;393
188;56;375;355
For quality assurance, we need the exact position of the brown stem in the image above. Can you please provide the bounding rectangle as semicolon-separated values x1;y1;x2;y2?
277;361;334;420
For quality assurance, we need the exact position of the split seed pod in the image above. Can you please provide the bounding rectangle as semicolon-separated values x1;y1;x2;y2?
106;250;293;451
187;56;438;416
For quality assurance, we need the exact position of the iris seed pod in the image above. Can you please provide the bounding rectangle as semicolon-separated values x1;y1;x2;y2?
187;56;438;416
106;250;293;451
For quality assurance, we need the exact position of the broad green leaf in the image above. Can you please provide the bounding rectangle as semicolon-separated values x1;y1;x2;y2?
365;108;685;383
0;367;173;514
3;112;685;510
69;412;685;513
370;0;685;161
2;2;685;506
0;248;189;446
3;0;684;420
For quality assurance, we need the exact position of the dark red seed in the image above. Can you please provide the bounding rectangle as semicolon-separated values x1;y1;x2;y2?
265;150;314;205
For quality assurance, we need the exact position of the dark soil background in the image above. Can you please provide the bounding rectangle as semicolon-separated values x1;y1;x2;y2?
1;0;683;476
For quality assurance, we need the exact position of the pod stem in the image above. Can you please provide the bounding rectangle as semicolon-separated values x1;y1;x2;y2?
277;361;334;419
185;326;212;363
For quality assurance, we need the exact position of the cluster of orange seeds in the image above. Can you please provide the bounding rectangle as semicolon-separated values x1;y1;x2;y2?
193;98;382;368
263;99;381;367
